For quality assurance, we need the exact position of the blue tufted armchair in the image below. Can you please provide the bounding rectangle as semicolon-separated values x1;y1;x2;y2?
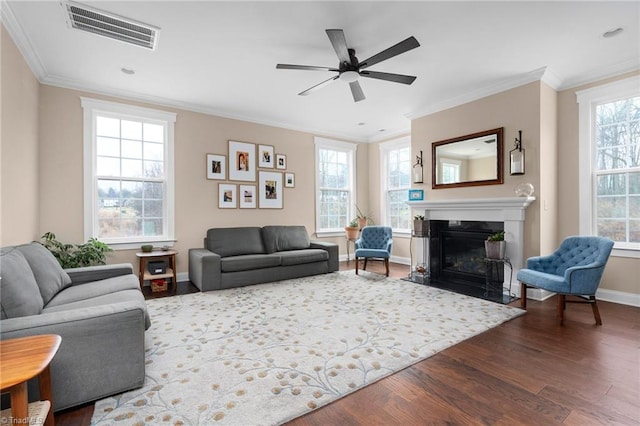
517;236;614;325
354;226;393;276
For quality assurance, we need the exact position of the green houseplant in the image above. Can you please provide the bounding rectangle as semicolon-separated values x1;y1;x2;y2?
484;231;506;259
355;205;374;229
41;232;113;268
344;218;360;240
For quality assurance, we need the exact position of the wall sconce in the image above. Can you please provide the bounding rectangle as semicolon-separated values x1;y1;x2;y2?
413;150;423;183
510;130;525;175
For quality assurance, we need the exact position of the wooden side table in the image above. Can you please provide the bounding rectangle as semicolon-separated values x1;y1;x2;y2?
136;250;178;293
0;334;61;426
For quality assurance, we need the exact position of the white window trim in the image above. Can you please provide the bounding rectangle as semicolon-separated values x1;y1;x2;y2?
576;75;640;258
314;137;357;237
81;97;177;250
379;136;411;236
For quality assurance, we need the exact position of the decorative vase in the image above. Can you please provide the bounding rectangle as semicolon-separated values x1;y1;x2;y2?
413;220;429;237
345;227;359;240
484;241;506;260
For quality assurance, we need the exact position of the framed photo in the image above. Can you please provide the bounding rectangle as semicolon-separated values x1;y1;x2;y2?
206;154;226;180
408;189;425;201
284;172;295;188
239;185;256;209
218;184;237;208
228;140;256;181
276;154;287;170
258;144;274;168
258;171;283;209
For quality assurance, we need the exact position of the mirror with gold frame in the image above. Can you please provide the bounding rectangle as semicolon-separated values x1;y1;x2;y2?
432;127;504;189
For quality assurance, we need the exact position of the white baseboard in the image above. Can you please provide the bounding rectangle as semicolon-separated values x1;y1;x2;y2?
596;288;640;307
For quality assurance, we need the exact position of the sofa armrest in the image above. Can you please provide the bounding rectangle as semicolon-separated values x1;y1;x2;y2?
0;301;146;410
188;248;222;292
310;241;339;272
65;263;134;285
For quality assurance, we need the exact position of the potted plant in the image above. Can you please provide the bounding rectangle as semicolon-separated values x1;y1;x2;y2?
355;205;373;229
413;215;428;237
344;219;360;240
484;231;506;260
41;232;113;268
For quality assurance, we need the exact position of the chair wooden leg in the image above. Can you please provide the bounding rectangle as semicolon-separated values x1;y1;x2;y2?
557;295;565;325
520;283;528;309
590;296;603;326
355;256;359;275
363;258;368;271
384;258;389;277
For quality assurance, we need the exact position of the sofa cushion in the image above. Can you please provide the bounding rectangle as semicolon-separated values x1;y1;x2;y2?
0;247;44;319
207;227;266;257
17;242;72;304
277;249;328;266
45;274;140;308
220;254;281;273
261;226;310;254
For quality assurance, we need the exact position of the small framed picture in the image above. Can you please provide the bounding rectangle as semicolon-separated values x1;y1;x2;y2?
206;154;226;180
276;154;287;170
408;189;424;201
229;140;256;182
259;171;283;209
218;184;237;208
258;144;275;168
239;185;256;209
284;172;295;188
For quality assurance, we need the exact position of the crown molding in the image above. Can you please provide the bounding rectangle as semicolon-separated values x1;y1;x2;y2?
558;57;640;90
0;1;47;79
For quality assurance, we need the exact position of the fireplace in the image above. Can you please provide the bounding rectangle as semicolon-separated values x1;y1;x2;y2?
429;220;504;292
408;196;535;300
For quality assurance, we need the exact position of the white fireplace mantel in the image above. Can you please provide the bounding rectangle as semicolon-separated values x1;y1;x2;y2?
407;196;536;297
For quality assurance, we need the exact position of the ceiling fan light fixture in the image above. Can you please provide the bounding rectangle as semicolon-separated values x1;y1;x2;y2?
339;71;359;83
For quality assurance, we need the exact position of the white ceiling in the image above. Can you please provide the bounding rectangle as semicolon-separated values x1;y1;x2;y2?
3;1;639;142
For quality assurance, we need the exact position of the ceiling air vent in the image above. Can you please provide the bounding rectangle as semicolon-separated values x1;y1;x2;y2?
63;1;159;50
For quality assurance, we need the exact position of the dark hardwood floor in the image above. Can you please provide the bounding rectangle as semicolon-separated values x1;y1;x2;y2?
55;261;640;425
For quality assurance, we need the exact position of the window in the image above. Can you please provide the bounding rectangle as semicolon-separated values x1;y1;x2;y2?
380;137;411;232
441;160;461;184
577;75;639;256
82;98;176;248
315;137;357;235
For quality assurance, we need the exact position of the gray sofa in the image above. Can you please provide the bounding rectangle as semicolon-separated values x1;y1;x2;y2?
0;242;151;411
189;225;339;291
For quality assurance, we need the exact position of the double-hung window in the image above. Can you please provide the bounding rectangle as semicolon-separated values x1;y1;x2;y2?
82;98;176;248
577;75;639;255
380;137;411;233
315;137;357;235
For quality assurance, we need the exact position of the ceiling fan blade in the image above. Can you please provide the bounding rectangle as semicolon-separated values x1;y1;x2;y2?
358;36;420;70
326;29;350;64
276;64;339;72
360;70;417;85
298;75;340;96
349;81;365;102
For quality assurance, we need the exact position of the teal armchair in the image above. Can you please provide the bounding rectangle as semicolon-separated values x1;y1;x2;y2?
517;236;614;325
355;226;393;276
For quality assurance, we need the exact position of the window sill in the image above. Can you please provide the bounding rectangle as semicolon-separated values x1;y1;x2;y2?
612;247;639;259
107;240;176;251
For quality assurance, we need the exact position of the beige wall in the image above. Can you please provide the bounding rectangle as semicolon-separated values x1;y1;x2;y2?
37;84;369;273
1;26;40;245
557;71;640;294
411;82;545;261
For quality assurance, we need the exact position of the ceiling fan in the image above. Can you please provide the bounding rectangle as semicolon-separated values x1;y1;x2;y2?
276;29;420;102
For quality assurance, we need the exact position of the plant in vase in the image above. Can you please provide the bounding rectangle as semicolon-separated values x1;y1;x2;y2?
344;218;360;240
413;214;428;236
355;205;374;229
484;231;506;260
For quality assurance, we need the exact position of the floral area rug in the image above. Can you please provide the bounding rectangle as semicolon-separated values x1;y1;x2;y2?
91;271;524;425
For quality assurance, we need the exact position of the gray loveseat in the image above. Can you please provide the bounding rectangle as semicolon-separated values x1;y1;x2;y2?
189;225;339;291
0;242;151;411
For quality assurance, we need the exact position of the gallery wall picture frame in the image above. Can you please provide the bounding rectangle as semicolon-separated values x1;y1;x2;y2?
228;140;256;181
258;171;283;209
258;144;275;168
206;153;226;180
276;154;287;170
285;172;295;188
218;183;237;208
408;189;425;201
239;184;256;209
